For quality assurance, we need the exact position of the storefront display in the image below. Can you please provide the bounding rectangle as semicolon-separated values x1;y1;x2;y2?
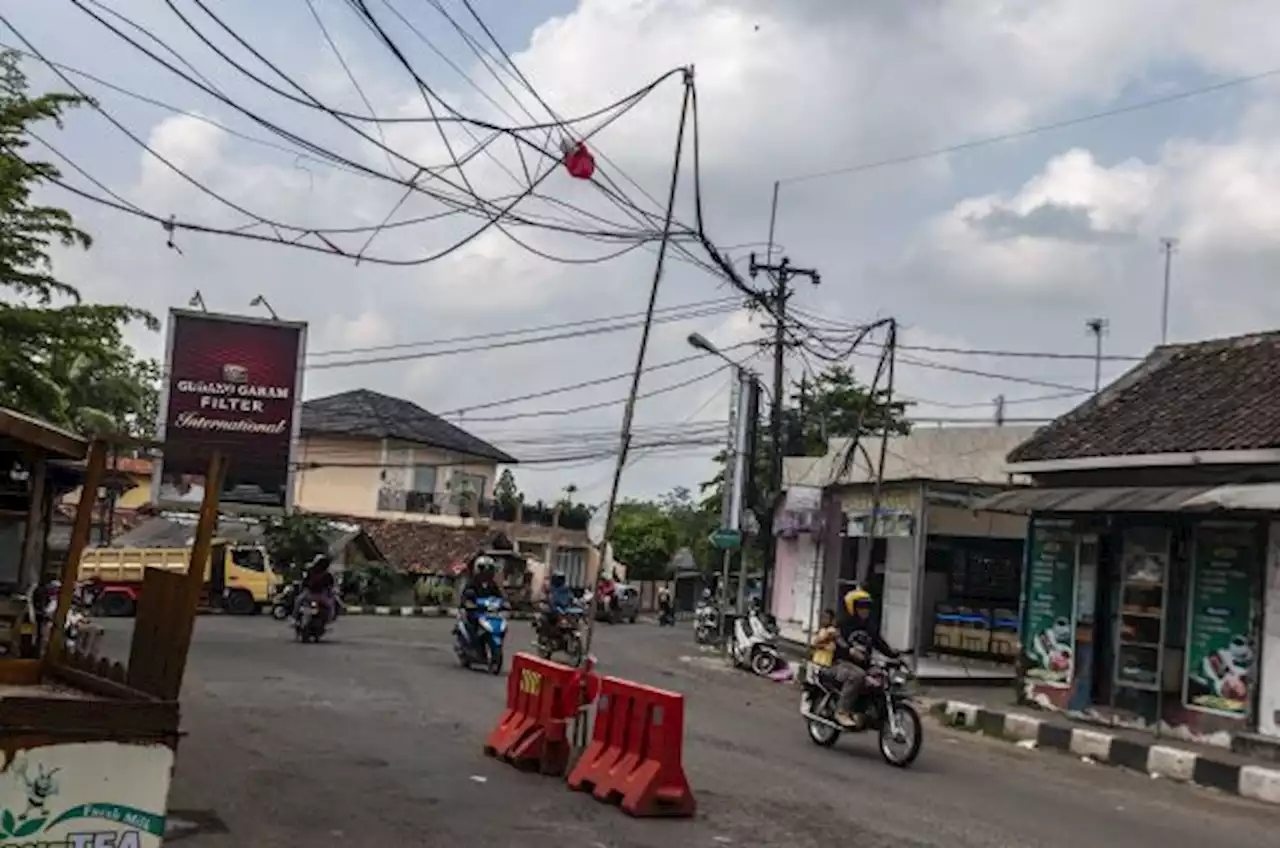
1184;522;1260;718
1022;520;1077;687
1115;527;1170;691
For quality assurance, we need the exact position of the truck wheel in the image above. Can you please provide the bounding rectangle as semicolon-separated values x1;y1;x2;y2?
97;593;135;618
225;589;256;616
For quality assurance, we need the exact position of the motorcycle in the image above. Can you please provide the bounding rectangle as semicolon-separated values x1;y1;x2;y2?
293;592;331;643
272;581;300;621
454;596;508;674
657;603;676;627
534;605;585;666
799;651;922;767
730;610;782;676
693;602;718;644
36;580;96;655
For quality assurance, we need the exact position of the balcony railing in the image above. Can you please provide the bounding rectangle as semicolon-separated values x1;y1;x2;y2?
375;489;592;535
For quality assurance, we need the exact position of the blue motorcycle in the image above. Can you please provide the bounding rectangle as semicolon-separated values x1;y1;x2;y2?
454;596;508;674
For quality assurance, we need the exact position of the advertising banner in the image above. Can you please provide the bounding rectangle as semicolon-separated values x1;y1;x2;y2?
152;309;306;512
1021;520;1078;688
1184;522;1261;718
0;741;174;847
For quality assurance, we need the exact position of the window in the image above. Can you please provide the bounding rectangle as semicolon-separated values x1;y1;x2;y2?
231;547;266;572
412;464;437;494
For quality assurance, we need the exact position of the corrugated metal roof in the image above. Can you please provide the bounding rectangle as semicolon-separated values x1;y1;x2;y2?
977;486;1213;515
785;426;1040;489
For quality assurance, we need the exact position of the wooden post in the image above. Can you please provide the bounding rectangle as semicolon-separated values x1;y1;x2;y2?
44;439;107;668
164;453;226;691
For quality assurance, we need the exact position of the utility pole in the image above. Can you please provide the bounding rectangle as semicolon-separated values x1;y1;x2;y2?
737;375;761;614
994;394;1006;426
747;252;820;612
1086;318;1108;394
1160;237;1178;345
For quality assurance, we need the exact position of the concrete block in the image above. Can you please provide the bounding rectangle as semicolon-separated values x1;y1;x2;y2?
943;701;982;728
1147;746;1196;782
1069;728;1113;762
1003;713;1042;742
1238;765;1280;805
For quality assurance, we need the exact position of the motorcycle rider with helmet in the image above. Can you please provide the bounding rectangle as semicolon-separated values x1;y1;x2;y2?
295;554;338;625
833;587;899;729
460;555;503;650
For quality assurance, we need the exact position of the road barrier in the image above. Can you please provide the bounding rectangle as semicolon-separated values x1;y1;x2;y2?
566;675;696;818
483;653;579;776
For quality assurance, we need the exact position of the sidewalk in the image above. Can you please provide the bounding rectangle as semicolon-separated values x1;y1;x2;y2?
924;688;1280;807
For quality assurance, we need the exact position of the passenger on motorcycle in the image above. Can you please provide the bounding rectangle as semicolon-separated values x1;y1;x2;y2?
834;589;898;729
461;556;503;648
296;554;338;624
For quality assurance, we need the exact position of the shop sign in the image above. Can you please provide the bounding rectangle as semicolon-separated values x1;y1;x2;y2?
0;742;172;847
842;488;917;538
1185;522;1260;718
1022;520;1077;688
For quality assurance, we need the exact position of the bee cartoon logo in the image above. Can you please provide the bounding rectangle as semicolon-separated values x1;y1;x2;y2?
0;759;58;840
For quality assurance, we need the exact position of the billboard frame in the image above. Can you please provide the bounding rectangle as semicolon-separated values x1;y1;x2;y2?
150;307;308;516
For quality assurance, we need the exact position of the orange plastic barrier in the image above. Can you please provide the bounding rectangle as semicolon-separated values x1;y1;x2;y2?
484;652;579;776
566;675;695;818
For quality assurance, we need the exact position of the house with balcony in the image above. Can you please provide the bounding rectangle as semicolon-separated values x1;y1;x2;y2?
294;388;591;575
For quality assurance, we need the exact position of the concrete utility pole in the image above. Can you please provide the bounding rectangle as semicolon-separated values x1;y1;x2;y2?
1160;237;1179;345
1086;318;1109;394
747;251;819;613
993;394;1006;426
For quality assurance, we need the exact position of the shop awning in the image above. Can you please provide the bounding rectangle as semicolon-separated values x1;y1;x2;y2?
975;485;1214;515
1180;483;1280;512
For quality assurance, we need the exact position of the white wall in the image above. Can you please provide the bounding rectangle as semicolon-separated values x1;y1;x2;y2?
880;536;917;652
1260;522;1280;738
774;534;823;643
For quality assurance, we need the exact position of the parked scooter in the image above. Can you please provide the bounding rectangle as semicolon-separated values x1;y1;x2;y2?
272;580;300;621
730;609;782;676
454;596;508;674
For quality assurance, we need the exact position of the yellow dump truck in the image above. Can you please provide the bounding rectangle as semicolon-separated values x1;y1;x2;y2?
78;542;277;616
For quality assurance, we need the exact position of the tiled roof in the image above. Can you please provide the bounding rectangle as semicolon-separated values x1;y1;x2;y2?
1008;331;1280;464
301;389;517;464
358;518;493;574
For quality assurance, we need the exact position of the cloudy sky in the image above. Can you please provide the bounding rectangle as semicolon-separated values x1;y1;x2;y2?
8;0;1280;504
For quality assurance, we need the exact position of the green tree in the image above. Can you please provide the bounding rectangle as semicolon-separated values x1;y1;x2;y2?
699;364;910;512
657;486;717;572
609;500;678;581
494;469;522;509
263;513;331;579
0;50;157;431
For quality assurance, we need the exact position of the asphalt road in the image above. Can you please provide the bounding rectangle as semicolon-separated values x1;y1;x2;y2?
98;616;1279;847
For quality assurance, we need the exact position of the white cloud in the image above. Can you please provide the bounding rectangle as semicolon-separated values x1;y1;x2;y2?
17;0;1280;501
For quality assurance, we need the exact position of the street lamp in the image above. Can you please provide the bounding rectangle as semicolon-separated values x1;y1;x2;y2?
687;332;743;372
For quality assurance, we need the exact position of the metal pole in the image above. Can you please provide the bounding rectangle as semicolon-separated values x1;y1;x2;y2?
581;69;694;661
858;321;897;587
1086;318;1107;394
731;374;752;613
718;372;742;646
1160;237;1178;345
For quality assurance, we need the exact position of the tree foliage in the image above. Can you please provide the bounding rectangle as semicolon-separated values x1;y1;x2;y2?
493;469;521;509
262;512;331;579
699;364;911;513
0;50;158;434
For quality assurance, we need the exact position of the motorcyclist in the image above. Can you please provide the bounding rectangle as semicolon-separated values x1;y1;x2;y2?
296;554;338;624
657;585;673;617
460;555;502;649
833;588;898;729
539;571;575;639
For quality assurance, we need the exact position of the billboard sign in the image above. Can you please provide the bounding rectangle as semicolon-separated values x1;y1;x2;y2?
152;309;307;513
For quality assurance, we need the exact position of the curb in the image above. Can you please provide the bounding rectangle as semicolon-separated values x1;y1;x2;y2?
930;700;1280;807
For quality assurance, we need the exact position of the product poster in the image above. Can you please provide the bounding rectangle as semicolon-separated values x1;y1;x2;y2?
0;741;173;847
1185;523;1260;717
1022;521;1078;687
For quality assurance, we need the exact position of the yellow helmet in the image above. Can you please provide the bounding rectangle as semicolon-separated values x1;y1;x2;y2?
843;588;872;615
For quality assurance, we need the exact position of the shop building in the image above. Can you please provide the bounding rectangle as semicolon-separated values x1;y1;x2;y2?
984;332;1280;744
772;426;1035;662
